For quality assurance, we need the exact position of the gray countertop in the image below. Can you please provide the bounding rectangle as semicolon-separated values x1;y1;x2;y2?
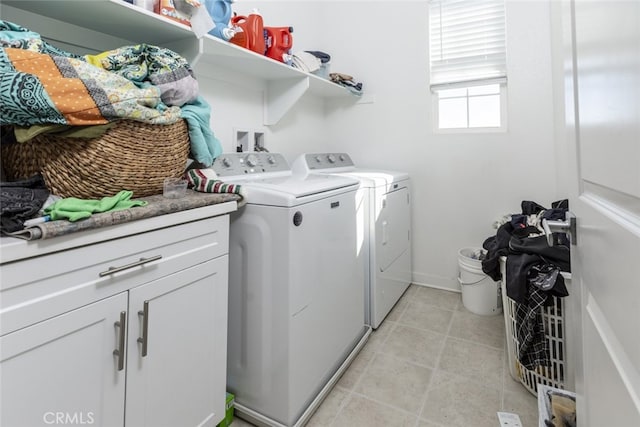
0;190;242;264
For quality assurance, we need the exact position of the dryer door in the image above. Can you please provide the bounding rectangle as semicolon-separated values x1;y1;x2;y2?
376;186;411;272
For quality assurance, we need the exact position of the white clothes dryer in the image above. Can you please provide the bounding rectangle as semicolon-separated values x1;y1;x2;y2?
292;153;412;329
211;152;370;427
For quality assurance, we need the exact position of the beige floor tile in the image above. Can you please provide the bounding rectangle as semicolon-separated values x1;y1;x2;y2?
336;344;374;390
332;394;417;427
502;380;539;427
378;324;446;369
448;309;506;349
355;352;432;414
385;294;409;322
438;337;504;390
397;301;453;333
417;419;446;427
406;285;461;311
420;370;502;427
305;385;350;427
503;366;528;393
366;319;395;350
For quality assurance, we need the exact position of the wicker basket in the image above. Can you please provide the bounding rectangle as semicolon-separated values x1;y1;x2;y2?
1;120;190;199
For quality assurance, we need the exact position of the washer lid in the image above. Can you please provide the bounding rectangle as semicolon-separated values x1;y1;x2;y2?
235;174;359;207
247;173;357;197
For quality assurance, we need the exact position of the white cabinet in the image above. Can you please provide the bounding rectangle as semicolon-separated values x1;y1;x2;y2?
125;256;228;427
0;293;128;427
1;0;354;125
0;212;231;427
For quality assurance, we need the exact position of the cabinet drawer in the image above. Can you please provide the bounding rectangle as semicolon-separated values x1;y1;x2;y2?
1;215;228;335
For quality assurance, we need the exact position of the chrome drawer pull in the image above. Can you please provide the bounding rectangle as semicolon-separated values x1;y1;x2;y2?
99;255;162;277
113;311;126;371
137;301;150;357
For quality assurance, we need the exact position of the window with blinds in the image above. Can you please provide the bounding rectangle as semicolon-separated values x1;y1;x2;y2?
429;0;507;130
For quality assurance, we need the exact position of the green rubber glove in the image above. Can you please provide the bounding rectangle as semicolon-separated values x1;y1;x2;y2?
44;190;148;222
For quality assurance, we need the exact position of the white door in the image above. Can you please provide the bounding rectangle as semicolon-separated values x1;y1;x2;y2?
125;257;228;427
0;293;128;427
563;1;640;425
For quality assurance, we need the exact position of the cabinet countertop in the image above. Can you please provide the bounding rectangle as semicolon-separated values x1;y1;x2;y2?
0;191;239;264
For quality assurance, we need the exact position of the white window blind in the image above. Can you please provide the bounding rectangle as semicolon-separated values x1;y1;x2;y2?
429;0;507;88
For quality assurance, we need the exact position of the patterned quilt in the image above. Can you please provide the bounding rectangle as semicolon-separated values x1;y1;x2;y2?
0;20;196;126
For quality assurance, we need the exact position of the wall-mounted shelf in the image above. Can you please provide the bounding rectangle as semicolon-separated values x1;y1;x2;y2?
1;0;355;125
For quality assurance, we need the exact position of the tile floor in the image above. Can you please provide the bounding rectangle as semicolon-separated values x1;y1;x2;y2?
230;285;538;427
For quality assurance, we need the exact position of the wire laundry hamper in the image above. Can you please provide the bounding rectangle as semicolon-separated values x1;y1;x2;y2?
499;257;574;396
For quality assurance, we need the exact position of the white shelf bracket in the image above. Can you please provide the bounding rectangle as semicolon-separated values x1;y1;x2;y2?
264;76;310;126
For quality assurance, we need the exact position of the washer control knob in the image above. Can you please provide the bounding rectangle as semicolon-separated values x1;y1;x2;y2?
267;155;276;165
314;155;322;163
327;154;337;164
222;157;232;167
245;154;258;167
339;154;346;162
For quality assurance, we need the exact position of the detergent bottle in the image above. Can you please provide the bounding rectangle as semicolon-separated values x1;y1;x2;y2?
264;26;293;63
205;0;234;40
229;10;265;54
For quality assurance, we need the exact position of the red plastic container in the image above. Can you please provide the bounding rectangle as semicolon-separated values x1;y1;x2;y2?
264;26;293;63
229;13;265;54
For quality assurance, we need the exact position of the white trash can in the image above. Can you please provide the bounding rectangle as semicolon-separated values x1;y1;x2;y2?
458;248;502;316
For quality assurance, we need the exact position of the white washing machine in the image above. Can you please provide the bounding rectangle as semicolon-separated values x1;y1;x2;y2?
211;152;370;427
292;153;412;329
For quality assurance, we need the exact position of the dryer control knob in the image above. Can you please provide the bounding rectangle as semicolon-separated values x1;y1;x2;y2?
267;155;276;165
245;154;258;167
222;157;232;167
327;154;337;163
314;155;322;163
339;154;346;162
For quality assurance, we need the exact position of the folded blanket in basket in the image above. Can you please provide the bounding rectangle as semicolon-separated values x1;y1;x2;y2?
84;43;199;108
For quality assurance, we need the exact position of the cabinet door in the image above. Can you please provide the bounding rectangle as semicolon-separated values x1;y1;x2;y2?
125;256;228;427
0;293;128;427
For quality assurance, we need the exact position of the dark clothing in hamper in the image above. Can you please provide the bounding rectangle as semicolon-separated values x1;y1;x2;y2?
507;235;570;304
516;284;551;369
482;200;571;370
0;174;50;233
